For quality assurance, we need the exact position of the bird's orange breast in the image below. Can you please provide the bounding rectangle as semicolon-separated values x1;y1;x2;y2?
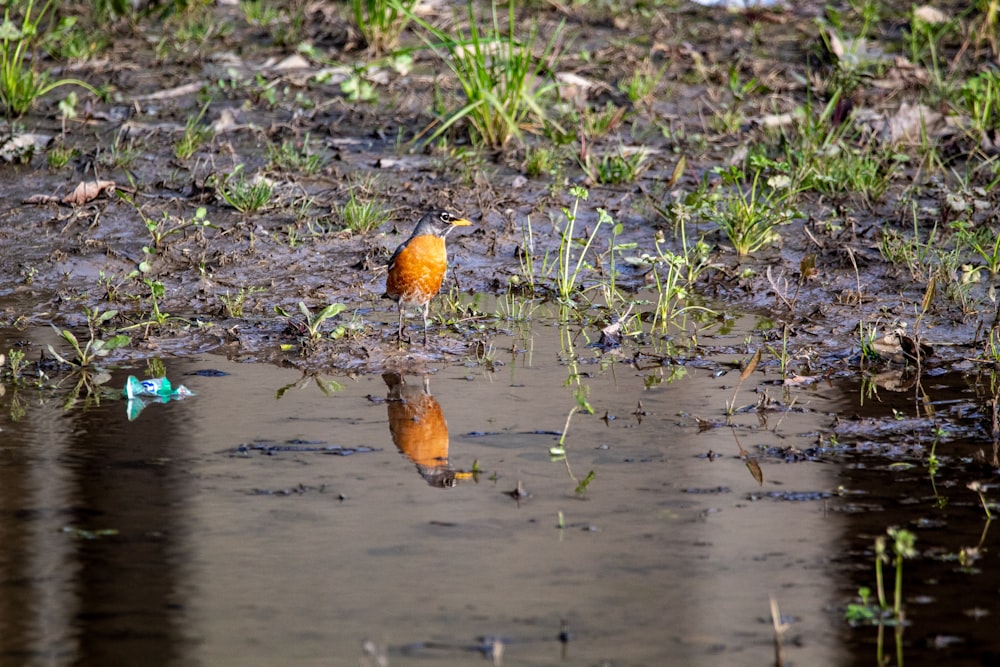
385;235;448;306
388;391;449;468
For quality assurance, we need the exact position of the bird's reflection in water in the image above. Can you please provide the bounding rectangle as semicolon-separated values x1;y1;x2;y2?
383;372;471;488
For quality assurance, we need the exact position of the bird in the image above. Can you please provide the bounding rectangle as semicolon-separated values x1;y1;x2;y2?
384;210;472;345
383;372;466;488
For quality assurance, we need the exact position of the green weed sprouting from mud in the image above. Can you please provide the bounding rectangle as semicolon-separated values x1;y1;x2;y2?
618;58;667;107
240;0;304;46
585;148;648;185
133;204;216;251
239;0;281;28
47;306;130;368
174;103;212;159
219;285;263;318
137;279;172;327
0;348;28;385
41;13;108;60
404;0;565;148
523;144;561;178
646;233;712;331
755;92;895;206
904;5;958;96
267;134;325;175
877;204;939;279
804;146;896;205
597;217;635;314
580;101;626;141
338;191;391;233
276;302;347;344
352;0;416;55
0;0;97;117
214;165;273;213
953;220;1000;276
155;7;233;60
556;186;605;304
959;70;1000;137
709;166;796;257
46;142;76;169
495;289;537;324
99;129;142;170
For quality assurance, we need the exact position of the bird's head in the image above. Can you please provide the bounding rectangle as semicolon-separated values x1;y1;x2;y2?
412;210;473;238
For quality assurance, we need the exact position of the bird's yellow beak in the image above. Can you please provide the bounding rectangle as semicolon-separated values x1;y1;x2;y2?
450;218;473;227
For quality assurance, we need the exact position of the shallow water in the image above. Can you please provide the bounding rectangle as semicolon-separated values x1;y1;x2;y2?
0;312;998;666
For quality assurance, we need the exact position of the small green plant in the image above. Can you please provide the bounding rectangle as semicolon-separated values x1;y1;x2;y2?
960;70;1000;135
523;144;560;178
555;186;605;303
266;134;325;175
47;306;130;368
846;527;917;626
215;165;273;213
0;0;98;117
42;14;108;60
46;143;76;169
495;289;537;323
877;205;939;279
803;146;895;205
338;191;391;233
586;148;648;185
276;302;346;343
157;9;232;59
708;166;797;256
174;103;212;159
1;347;29;384
140;279;171;326
138;205;216;250
239;0;303;46
845;587;880;625
219;285;262;318
99;129;142;169
405;0;565;148
580;101;625;140
239;0;281;27
904;4;957;94
351;0;416;55
516;214;548;293
956;222;1000;275
341;66;377;102
618;58;666;107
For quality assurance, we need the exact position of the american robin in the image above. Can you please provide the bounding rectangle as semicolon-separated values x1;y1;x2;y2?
383;372;471;488
384;210;472;345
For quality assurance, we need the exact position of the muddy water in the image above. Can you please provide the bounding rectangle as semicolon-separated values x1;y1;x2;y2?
0;311;997;666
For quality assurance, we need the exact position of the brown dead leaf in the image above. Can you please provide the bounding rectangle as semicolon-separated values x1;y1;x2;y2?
667;155;686;188
63;180;116;205
745;457;764;486
800;254;819;281
739;349;762;383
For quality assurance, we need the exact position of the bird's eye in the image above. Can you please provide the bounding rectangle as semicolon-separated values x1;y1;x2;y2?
439;212;451;222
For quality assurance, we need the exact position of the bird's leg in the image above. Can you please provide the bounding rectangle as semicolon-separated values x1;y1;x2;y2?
397;305;405;346
422;302;430;346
